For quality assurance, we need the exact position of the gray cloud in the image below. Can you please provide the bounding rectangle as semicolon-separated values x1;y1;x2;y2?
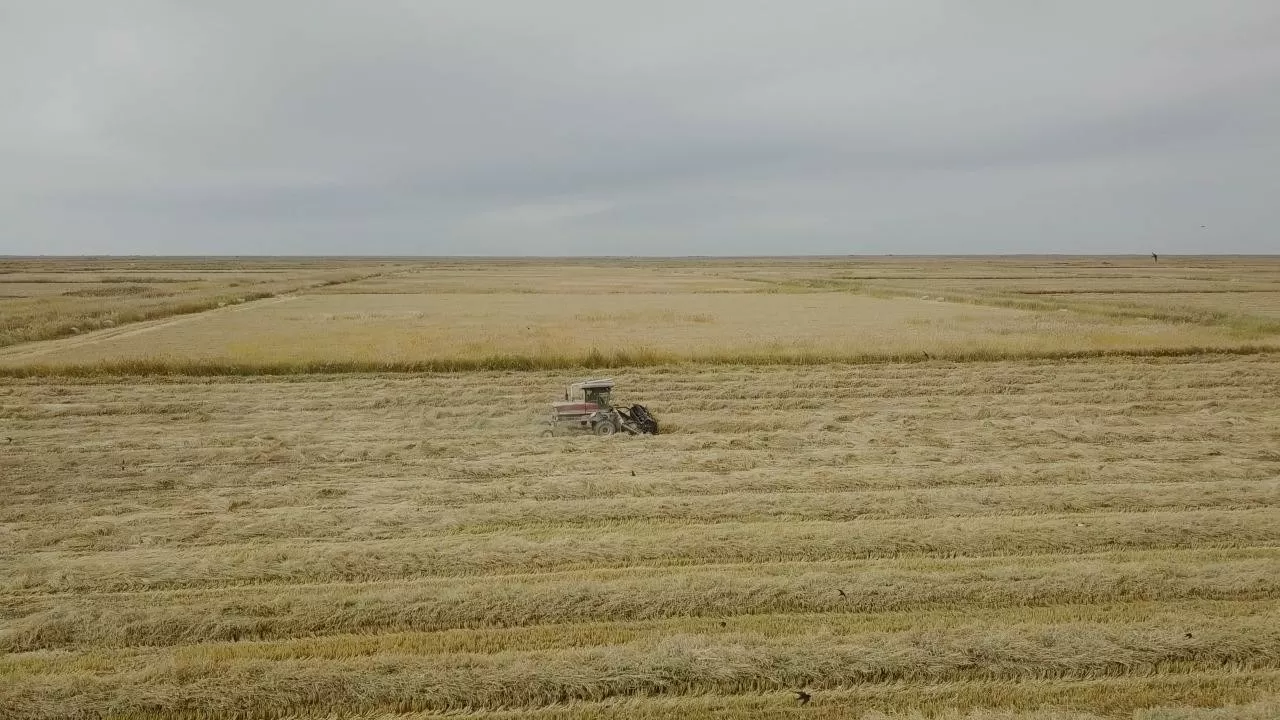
2;1;1278;255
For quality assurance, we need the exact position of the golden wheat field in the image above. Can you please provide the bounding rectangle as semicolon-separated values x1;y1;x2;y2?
1;256;1279;720
2;257;1278;371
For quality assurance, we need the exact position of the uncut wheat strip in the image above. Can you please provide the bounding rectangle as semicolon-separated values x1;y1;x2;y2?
6;598;1268;672
4;410;1272;476
334;685;1280;720
2;389;1269;450
5;375;1275;420
5;387;1270;438
1;354;1271;414
7;416;1272;482
5;550;1275;651
5;378;1272;448
1;349;1271;390
6;508;1277;594
7;422;1273;493
5;380;1273;437
9;365;1271;424
7;386;1269;453
4;371;1272;404
6;478;1275;553
4;620;1279;720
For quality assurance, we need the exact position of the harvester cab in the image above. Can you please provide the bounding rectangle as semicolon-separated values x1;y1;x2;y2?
569;380;612;408
547;378;658;436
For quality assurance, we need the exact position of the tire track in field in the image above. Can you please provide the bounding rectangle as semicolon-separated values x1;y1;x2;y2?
0;295;300;364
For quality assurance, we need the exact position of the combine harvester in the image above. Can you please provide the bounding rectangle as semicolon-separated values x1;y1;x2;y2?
545;378;659;436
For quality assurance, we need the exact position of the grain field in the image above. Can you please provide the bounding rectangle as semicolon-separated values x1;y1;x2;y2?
1;257;1278;719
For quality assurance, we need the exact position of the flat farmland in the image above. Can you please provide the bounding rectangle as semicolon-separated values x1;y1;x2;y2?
0;257;396;349
2;257;1278;371
1041;293;1280;321
4;292;1255;368
2;257;1279;719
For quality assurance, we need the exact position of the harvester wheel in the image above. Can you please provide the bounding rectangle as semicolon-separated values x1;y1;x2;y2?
594;421;617;436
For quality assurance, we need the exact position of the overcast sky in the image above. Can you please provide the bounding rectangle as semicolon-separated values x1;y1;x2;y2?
2;1;1278;256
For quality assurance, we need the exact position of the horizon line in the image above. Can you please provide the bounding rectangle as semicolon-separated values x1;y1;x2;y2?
3;253;1278;260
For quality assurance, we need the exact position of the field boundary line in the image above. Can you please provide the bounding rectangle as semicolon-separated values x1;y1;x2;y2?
1;344;1277;377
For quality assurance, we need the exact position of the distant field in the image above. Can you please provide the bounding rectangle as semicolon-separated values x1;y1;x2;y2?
0;257;396;348
1;256;1277;371
1039;292;1280;320
1;256;1278;719
4;291;1259;368
307;265;762;294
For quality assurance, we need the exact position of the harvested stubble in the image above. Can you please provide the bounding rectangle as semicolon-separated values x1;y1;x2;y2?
325;692;1280;719
4;479;1274;549
5;619;1280;717
2;350;1279;718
